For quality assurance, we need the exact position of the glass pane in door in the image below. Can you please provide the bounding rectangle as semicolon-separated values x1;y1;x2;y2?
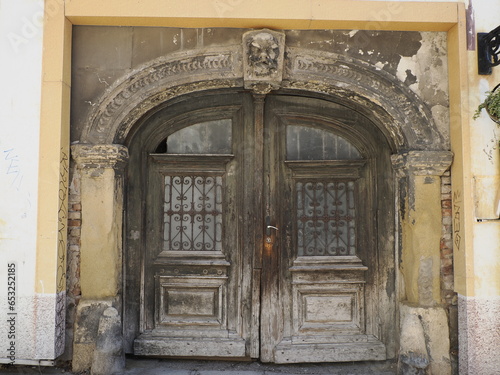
286;125;361;160
166;119;232;154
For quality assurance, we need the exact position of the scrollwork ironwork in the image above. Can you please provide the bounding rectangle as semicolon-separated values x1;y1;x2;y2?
478;25;500;75
163;174;223;252
296;180;356;256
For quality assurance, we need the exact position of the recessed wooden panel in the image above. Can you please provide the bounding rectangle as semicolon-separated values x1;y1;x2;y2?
293;282;363;335
166;289;217;316
156;275;226;328
304;294;353;323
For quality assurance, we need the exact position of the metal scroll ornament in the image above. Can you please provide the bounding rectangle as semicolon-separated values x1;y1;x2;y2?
163;175;223;252
243;29;285;94
478;25;500;75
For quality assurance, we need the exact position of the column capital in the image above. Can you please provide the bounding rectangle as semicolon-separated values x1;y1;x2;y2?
71;144;129;171
391;150;453;177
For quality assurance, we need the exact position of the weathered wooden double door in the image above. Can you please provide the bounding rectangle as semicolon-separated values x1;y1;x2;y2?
127;91;393;363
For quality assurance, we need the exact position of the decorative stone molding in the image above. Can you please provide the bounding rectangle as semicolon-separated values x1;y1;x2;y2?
391;151;453;177
283;48;447;151
71;144;129;171
83;47;242;144
243;29;285;94
79;44;448;153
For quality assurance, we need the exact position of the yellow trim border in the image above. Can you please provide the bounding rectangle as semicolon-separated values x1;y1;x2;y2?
37;0;471;295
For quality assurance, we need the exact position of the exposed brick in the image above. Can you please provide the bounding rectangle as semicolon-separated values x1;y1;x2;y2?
441;184;452;194
442;207;452;216
68;211;81;220
441;257;453;268
68;244;80;252
442;192;452;200
68;236;80;246
440;172;454;307
442;265;453;275
442;216;452;226
441;200;452;209
442;274;454;283
68;219;81;227
441;248;453;258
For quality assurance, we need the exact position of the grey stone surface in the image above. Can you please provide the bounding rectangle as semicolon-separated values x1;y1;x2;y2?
72;300;112;372
0;358;397;374
90;307;125;375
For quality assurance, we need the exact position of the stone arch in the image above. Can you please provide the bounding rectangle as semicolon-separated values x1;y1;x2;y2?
80;45;447;152
72;40;453;371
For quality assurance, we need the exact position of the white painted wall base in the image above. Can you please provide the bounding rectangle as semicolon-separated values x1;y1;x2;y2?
459;294;500;375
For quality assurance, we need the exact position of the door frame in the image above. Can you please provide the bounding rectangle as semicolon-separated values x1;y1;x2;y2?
124;90;396;362
71;40;453;363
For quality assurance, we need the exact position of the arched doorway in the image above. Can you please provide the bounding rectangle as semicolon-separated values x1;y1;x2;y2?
72;35;452;368
124;90;395;362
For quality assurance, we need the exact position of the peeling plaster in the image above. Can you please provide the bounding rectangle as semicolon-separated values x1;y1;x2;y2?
396;32;449;147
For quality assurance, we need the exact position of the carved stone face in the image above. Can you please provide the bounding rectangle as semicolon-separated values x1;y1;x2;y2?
248;32;280;76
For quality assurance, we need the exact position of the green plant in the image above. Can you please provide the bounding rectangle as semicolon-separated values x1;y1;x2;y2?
473;83;500;123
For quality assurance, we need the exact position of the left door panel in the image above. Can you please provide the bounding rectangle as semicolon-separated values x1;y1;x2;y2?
127;94;252;358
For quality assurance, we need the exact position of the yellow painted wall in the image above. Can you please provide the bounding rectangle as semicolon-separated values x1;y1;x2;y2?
467;0;500;298
402;176;443;305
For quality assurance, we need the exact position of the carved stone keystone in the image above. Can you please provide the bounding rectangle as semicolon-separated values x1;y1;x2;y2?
243;29;285;94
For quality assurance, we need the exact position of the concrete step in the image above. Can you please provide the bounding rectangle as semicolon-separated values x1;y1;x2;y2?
0;358;398;375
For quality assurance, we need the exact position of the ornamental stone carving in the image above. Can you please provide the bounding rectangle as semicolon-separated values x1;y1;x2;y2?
283;48;447;151
243;29;285;94
83;47;242;144
391;151;453;177
71;144;129;172
80;43;447;153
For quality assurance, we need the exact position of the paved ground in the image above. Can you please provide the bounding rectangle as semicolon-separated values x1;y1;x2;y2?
0;358;397;375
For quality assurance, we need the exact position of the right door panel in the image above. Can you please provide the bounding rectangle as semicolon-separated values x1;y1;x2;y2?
262;95;391;363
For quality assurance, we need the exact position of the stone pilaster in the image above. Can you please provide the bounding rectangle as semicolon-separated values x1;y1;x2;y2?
70;144;128;372
392;151;453;375
392;151;453;305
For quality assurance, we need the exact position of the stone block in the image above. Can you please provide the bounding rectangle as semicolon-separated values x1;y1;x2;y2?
399;303;451;375
399;309;429;374
91;307;125;375
72;300;113;372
